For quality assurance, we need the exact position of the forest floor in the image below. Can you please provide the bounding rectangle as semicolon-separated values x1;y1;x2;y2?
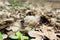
0;0;60;40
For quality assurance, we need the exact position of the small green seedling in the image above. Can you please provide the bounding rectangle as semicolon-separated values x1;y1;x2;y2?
0;32;3;40
12;0;24;8
11;31;29;40
16;31;23;40
12;0;18;8
11;36;18;39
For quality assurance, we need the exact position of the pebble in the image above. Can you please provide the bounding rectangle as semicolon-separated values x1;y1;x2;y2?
24;16;38;26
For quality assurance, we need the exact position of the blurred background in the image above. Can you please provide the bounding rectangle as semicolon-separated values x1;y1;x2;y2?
0;0;60;9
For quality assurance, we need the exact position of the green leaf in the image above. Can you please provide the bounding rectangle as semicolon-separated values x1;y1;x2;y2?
0;32;3;39
22;36;29;40
11;36;18;39
12;0;18;8
13;0;17;3
16;31;23;39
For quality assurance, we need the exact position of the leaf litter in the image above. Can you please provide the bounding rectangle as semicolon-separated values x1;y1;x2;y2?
0;0;60;40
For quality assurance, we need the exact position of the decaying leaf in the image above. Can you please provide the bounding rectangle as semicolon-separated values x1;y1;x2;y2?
40;25;57;40
28;31;43;37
